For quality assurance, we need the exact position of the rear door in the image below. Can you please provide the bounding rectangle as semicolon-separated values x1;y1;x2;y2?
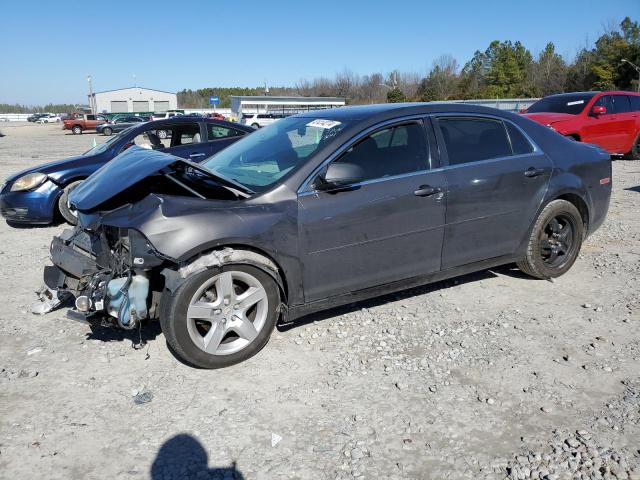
611;95;636;153
298;118;446;302
434;115;552;269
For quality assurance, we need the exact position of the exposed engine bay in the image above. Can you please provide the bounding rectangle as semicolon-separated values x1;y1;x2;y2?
37;225;167;329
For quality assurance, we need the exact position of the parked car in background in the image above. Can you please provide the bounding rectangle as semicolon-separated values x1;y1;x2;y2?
0;118;253;225
523;91;640;158
27;113;48;122
40;103;612;368
239;112;289;128
62;114;108;134
96;115;147;136
36;114;61;123
151;111;183;121
206;112;226;121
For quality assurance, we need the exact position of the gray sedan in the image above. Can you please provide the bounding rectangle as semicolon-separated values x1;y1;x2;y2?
96;115;147;136
42;103;612;368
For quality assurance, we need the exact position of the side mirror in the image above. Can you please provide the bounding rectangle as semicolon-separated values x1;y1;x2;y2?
592;105;606;116
318;163;364;190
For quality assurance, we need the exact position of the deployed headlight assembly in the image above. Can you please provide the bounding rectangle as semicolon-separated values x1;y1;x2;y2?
10;172;48;192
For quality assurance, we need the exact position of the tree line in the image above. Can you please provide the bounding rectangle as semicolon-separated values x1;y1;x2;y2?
2;17;638;113
178;16;639;107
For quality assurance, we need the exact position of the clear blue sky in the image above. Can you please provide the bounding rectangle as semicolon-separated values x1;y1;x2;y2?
1;0;637;105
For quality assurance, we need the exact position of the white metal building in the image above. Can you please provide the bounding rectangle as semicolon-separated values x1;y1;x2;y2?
230;96;345;120
88;87;178;114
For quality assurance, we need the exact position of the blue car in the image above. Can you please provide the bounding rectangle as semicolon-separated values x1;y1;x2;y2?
0;117;253;225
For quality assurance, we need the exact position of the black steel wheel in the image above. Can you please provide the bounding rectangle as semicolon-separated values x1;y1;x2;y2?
517;199;584;279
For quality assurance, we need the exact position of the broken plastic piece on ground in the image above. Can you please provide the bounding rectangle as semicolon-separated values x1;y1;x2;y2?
133;391;153;405
31;285;69;315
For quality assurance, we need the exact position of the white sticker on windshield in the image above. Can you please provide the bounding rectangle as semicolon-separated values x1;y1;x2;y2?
306;119;341;129
567;100;585;106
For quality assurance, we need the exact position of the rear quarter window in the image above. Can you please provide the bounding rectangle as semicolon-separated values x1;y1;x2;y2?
506;123;534;155
628;95;640;112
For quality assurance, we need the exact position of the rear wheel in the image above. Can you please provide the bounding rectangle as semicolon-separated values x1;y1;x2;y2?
57;180;82;225
251;123;260;129
157;129;167;139
72;125;82;135
517;200;584;279
160;265;280;369
102;126;113;136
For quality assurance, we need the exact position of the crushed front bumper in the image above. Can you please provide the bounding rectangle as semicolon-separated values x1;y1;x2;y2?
36;227;156;329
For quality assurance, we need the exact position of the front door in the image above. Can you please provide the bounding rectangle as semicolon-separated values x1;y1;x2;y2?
435;116;553;269
298;120;446;302
582;95;628;152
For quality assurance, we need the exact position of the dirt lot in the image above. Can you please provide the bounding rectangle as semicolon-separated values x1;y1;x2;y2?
0;122;639;480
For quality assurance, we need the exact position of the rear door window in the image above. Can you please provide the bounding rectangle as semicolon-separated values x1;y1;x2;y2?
333;122;429;182
438;118;512;165
207;124;244;140
630;95;640;112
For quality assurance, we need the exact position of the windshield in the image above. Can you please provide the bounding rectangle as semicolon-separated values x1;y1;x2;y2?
527;94;596;115
202;116;347;192
83;126;135;155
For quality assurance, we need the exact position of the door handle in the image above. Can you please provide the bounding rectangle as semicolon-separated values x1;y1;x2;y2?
524;167;545;178
414;185;442;197
189;153;206;158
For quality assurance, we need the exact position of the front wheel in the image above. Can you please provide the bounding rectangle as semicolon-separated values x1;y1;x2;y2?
625;134;640;160
157;129;167;139
102;126;113;136
160;265;280;369
517;199;584;279
58;180;82;225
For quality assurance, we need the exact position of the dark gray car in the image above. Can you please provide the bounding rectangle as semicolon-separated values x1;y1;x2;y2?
38;103;612;368
96;116;147;136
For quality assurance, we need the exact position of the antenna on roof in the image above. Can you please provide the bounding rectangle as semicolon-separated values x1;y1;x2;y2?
264;81;270;96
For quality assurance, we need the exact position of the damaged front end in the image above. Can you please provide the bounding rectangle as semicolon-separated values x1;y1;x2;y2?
36;225;166;329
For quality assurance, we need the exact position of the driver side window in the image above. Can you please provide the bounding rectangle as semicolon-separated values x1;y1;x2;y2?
593;96;612;114
332;122;429;183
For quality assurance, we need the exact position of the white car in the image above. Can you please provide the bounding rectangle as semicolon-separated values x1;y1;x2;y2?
151;111;183;121
36;114;61;123
239;113;288;128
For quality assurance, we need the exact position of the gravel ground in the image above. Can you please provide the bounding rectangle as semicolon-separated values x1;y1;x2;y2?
0;122;638;480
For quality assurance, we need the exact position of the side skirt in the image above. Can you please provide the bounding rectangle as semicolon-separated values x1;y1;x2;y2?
285;254;519;323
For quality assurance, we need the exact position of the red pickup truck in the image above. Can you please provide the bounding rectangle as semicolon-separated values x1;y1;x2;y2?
62;114;108;135
523;91;640;158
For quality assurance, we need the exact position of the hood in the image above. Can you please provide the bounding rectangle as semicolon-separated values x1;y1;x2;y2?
4;154;95;183
523;112;575;125
70;146;184;211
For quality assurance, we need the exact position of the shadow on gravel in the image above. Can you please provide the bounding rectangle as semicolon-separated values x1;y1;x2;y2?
151;434;244;480
85;319;162;345
279;268;498;332
625;186;640;193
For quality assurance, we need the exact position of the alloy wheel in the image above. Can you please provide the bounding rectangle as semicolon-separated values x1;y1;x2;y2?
186;270;269;356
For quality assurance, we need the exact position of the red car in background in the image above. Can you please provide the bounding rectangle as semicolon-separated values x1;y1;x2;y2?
523;91;640;158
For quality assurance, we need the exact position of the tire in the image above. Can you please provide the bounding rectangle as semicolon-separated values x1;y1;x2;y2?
57;180;83;225
72;125;82;135
160;264;280;369
157;129;167;139
102;127;113;136
625;134;640;160
251;123;260;129
517;199;584;279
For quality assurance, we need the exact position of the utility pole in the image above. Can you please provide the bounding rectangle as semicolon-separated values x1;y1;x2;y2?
87;75;94;114
621;58;640;92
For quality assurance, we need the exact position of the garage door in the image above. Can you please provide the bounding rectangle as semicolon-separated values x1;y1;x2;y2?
154;101;169;112
133;101;149;112
110;101;127;113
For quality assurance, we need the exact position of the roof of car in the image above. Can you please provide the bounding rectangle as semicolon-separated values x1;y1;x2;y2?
142;116;253;132
295;102;523;121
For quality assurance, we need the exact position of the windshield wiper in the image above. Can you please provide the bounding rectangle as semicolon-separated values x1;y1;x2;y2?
180;159;254;198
